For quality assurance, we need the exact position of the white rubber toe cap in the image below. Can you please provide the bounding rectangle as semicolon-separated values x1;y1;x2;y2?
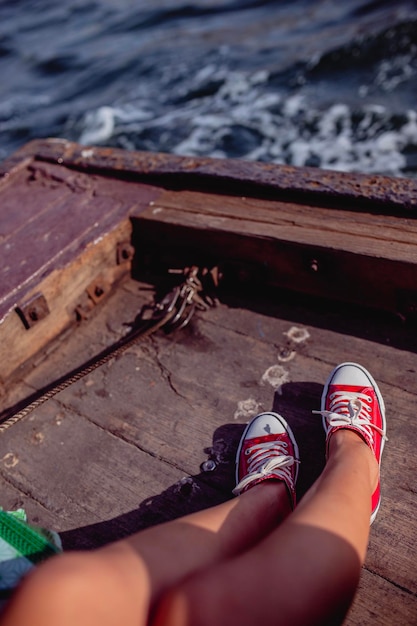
329;363;372;387
245;412;287;438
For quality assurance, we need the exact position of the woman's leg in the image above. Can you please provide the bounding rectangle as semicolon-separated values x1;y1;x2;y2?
2;362;385;626
154;362;386;626
155;430;376;626
0;478;291;626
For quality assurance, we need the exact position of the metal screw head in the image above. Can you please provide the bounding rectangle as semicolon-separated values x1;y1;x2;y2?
116;241;135;265
28;309;39;321
16;293;50;329
86;277;109;304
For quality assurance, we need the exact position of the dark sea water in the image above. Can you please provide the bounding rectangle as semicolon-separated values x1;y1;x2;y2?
1;0;417;177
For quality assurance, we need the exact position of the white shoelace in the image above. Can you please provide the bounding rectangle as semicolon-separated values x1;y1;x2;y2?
313;390;387;447
233;440;296;495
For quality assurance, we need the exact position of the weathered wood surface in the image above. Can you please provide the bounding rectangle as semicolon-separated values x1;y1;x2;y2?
0;139;416;623
0;160;158;320
134;188;417;314
1;139;417;386
0;158;160;383
5;138;417;213
0;276;416;624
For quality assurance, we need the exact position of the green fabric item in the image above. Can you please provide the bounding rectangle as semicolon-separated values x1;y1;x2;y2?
0;509;61;598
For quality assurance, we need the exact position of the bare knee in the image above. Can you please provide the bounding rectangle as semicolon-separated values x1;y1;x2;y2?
1;552;98;624
1;551;137;626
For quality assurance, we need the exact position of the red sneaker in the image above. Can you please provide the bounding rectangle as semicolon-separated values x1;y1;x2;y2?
233;412;300;509
316;362;387;524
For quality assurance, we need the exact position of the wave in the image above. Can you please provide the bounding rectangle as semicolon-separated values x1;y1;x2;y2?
76;64;417;177
1;0;417;176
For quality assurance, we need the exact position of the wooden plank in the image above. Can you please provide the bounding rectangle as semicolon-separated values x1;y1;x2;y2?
3;277;415;589
0;160;162;384
0;163;73;239
1;275;416;620
1;139;416;622
346;568;417;625
0;474;60;532
0;161;159;320
8;138;417;214
2;138;417;383
204;299;417;408
0;397;230;548
133;190;417;315
152;189;417;258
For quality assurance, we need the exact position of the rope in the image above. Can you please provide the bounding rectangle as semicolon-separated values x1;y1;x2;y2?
0;308;175;434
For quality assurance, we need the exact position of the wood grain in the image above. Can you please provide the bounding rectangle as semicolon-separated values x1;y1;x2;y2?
1;277;415;623
0;161;161;383
134;188;417;316
0;140;416;622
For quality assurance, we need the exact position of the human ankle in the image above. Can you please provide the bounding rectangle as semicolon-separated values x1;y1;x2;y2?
329;429;379;490
245;480;293;517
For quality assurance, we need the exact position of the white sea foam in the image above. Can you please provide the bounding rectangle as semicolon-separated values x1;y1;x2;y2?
77;66;417;176
79;106;115;145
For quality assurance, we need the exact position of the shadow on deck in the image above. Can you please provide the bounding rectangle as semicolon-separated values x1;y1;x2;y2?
1;277;416;625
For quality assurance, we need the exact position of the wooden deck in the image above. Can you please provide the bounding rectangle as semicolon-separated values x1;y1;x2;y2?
0;140;416;623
